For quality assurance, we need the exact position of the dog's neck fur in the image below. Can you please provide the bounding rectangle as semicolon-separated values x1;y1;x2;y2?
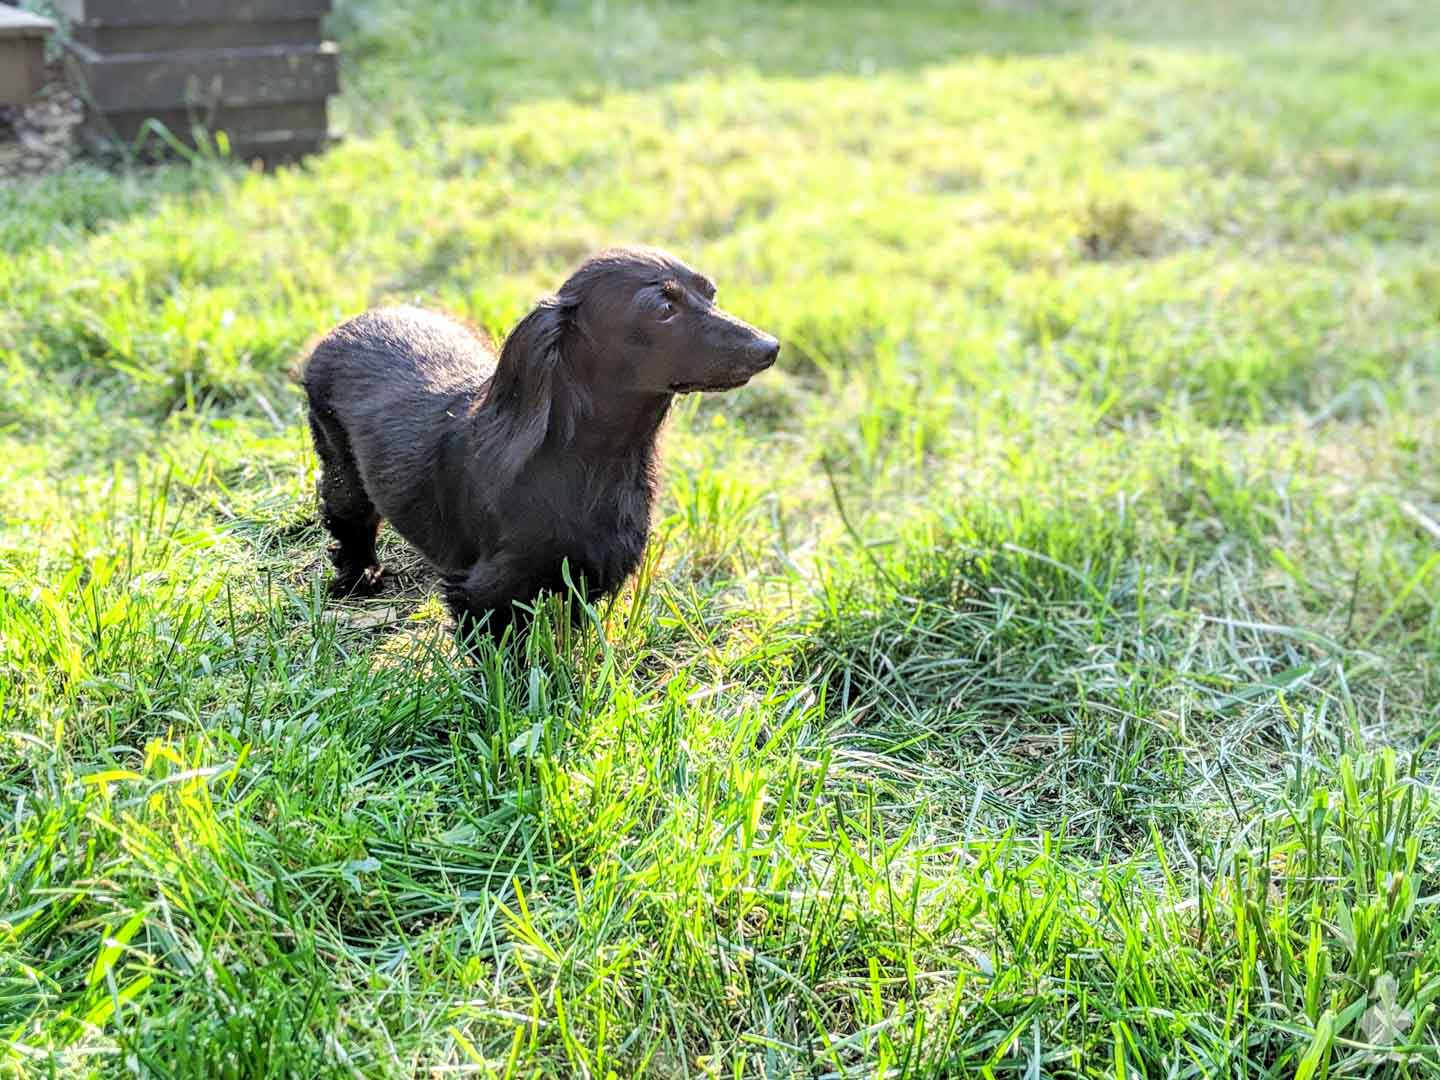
568;388;672;459
552;331;673;462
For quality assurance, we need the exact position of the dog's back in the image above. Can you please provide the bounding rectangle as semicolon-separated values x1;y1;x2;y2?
302;306;494;417
303;307;499;573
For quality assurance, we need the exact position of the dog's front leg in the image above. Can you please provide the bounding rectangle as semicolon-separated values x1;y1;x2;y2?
441;556;531;654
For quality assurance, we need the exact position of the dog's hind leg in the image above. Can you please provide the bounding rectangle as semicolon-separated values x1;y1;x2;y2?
307;407;384;597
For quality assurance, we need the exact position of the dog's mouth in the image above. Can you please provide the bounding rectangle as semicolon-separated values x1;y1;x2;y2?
669;376;753;394
669;353;777;394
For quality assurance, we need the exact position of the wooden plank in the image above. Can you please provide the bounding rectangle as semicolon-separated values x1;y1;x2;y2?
75;18;324;53
0;7;57;37
0;39;49;104
70;42;338;112
79;123;327;167
89;99;328;143
52;0;336;168
55;0;329;26
0;9;53;105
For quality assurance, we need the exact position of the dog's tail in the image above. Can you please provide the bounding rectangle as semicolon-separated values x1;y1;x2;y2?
289;331;330;391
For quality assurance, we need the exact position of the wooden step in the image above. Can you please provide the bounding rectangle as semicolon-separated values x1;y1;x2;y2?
70;42;338;113
81;97;330;167
75;18;325;54
54;0;329;25
0;6;56;106
59;0;336;168
86;99;327;143
79;123;328;166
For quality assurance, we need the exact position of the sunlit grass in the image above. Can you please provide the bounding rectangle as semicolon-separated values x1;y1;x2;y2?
2;0;1438;1075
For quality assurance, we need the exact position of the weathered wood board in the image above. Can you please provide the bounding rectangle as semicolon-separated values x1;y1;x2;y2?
0;6;55;106
71;42;338;113
61;0;336;166
54;0;329;25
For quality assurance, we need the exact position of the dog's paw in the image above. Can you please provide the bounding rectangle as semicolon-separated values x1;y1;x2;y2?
330;565;385;598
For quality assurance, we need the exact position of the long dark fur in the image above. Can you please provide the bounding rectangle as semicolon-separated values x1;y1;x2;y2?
301;246;779;645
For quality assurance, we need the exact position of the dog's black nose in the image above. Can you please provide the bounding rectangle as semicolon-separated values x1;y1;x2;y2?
753;336;780;368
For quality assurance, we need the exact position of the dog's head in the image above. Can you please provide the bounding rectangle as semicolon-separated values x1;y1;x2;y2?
558;246;780;394
487;247;779;477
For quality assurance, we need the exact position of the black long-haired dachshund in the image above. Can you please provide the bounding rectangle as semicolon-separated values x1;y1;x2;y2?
301;246;779;643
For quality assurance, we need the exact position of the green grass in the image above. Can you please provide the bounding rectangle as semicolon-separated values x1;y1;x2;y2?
2;0;1439;1074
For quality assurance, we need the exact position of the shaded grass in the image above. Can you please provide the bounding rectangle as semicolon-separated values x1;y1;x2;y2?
3;0;1440;1075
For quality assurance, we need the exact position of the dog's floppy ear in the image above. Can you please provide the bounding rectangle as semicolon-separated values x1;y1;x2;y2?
483;297;576;482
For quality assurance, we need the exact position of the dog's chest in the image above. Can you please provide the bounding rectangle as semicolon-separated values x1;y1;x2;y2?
519;460;655;596
571;472;652;590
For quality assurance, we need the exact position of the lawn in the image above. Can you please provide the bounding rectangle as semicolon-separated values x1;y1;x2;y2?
2;0;1439;1075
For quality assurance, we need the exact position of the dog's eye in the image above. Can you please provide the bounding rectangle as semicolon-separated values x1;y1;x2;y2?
658;300;677;319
